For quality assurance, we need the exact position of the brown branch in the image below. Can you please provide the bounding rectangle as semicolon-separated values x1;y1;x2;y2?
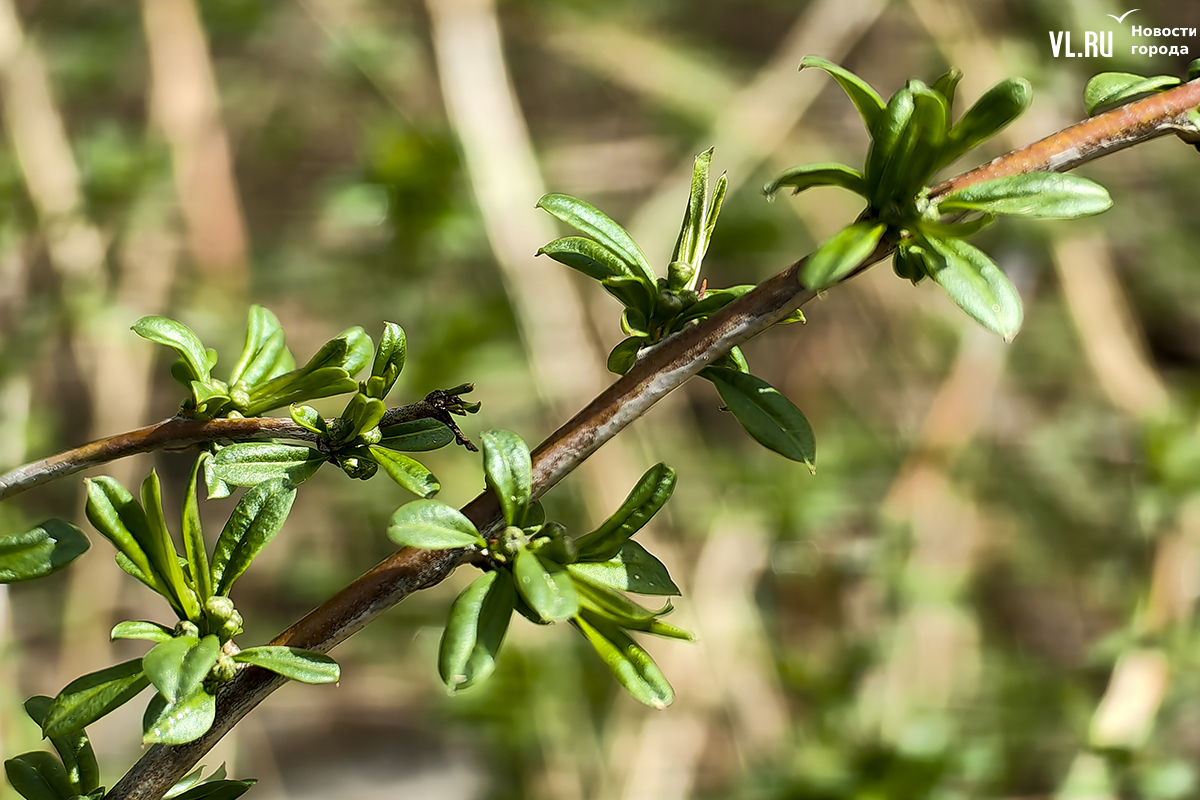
0;389;476;501
93;79;1200;799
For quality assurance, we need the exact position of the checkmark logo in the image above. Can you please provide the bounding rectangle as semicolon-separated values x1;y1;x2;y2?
1107;9;1138;23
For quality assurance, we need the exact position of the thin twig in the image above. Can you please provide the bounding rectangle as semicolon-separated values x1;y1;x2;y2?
93;79;1200;799
0;389;477;501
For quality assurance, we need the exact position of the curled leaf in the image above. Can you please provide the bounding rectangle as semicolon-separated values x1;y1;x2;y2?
0;520;89;583
1084;72;1181;116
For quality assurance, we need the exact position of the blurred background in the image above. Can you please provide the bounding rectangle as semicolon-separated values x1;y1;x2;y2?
2;0;1200;798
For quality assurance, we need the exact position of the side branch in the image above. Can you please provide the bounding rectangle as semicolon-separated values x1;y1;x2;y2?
0;389;474;501
102;79;1200;799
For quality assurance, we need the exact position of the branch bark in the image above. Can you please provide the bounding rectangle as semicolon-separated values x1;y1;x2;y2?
65;78;1200;799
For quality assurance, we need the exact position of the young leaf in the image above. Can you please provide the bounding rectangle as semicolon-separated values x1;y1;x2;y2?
764;162;867;199
143;635;220;705
182;456;213;604
1084;72;1181;116
209;443;325;489
799;221;886;292
438;569;516;692
288;404;326;435
132;316;212;382
799;55;885;132
42;659;150;738
572;612;674;709
84;477;174;604
864;87;915;206
23;696;102;796
575;463;676;561
919;236;1024;341
378;418;455;452
936;172;1112;218
171;779;257;800
481;430;532;527
669;286;752;329
232;647;340;683
895;80;948;195
227;306;286;387
514;546;579;622
337;394;386;442
572;576;692;641
536;194;656;286
0;520;89;583
141;471;200;620
941;77;1031;168
601;274;656;318
111;620;174;642
210;478;297;596
607;336;643;376
569;541;681;596
932;67;963;114
538;236;633;281
702;367;816;469
4;751;74;800
387;500;485;550
142;684;216;746
243;367;360;416
366;446;440;497
369;322;406;398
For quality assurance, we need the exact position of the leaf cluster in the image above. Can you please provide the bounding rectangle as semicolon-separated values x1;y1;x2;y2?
536;151;815;470
387;430;690;708
765;56;1113;342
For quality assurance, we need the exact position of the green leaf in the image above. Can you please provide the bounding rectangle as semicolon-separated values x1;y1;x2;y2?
288;404;326;435
575;463;676;561
209;443;325;489
1084;72;1181;115
23;696;101;796
702;367;816;469
799;55;885;132
227;306;287;387
601;275;656;318
143;635;220;705
607;336;643;376
895;80;948;194
42;659;150;738
438;569;516;692
571;576;692;641
232;647;340;683
387;500;485;550
132;316;212;383
366;446;440;498
916;213;995;240
337;394;386;442
172;780;257;800
514;546;579;622
941;77;1031;168
303;327;374;377
210;478;297;596
800;221;886;292
668;148;723;290
864;86;915;205
919;236;1024;342
932;67;963;115
243;367;360;416
111;620;174;642
1190;60;1200;82
142;684;216;746
4;752;73;800
84;477;173;604
572;611;674;708
937;172;1112;219
0;520;89;583
892;243;927;285
670;286;752;329
377;418;455;452
182;456;213;604
569;541;681;596
538;236;634;281
537;193;656;286
369;322;406;398
481;430;532;527
141;471;200;620
763;162;867;199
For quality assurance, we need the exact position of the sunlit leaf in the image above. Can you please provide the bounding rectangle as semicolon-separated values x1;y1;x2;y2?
575;463;676;561
536;194;656;286
0;520;89;583
143;635;220;705
481;430;532;527
800;55;885;132
572;611;674;709
42;659;150;738
209;443;325;489
233;647;340;684
799;221;886;292
132;316;212;383
514;546;579;622
1084;72;1181;115
702;367;816;469
941;77;1031;168
937;172;1112;218
210;478;297;596
142;684;216;746
367;446;440;498
764;162;867;199
386;500;485;550
438;569;516;692
111;620;174;642
569;541;681;596
918;236;1024;341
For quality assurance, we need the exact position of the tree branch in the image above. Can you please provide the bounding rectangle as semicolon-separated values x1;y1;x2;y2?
0;388;476;502
93;79;1200;799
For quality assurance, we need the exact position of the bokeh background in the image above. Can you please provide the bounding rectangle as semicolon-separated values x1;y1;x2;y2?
3;0;1200;798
